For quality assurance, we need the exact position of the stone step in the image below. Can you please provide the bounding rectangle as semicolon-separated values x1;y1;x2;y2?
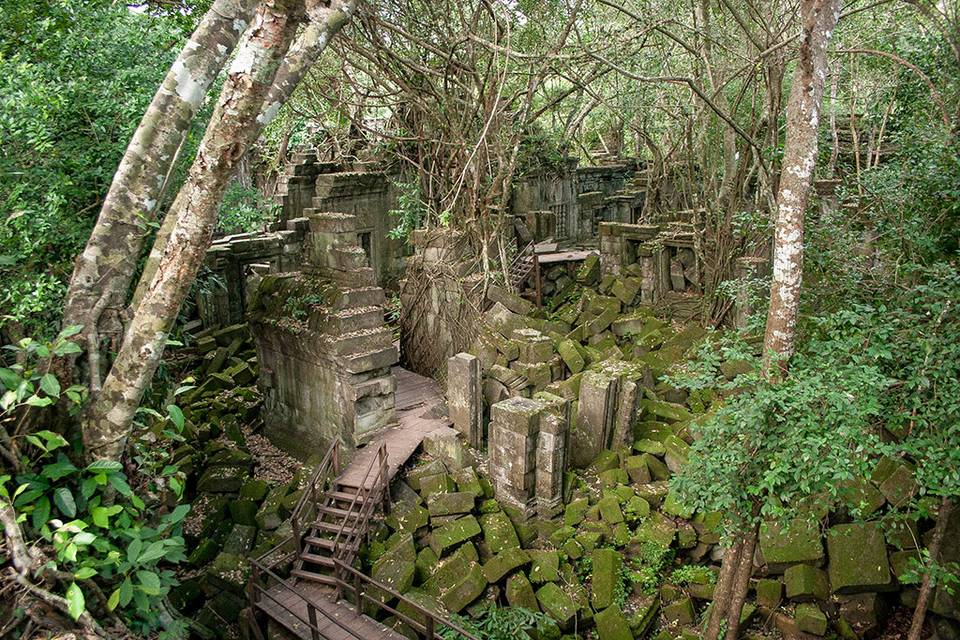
305;211;360;234
327;266;377;289
333;327;394;357
328;306;384;333
333;287;386;310
330;245;369;271
343;345;399;374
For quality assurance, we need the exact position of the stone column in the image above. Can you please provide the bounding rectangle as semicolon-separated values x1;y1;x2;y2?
571;371;619;468
488;397;542;518
534;393;570;518
447;353;482;448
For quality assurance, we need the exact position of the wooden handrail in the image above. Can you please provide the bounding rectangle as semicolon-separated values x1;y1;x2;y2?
331;558;481;640
290;440;340;555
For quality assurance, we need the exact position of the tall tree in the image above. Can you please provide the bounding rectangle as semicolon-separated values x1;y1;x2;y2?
705;1;841;638
82;0;358;462
61;0;261;389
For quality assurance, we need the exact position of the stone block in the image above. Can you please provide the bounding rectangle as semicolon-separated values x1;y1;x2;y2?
427;492;475;517
536;582;578;628
595;603;633;640
451;466;484;497
491;396;544;435
440;563;487;613
571;371;618;468
487;284;534;316
557;339;585;374
431;515;482;556
839;592;888;637
447;353;482;448
662;596;695;626
407;460;447;491
506;572;540;611
591;548;622;610
528;550;560;583
878;463;918;507
795;603;828;635
785;564;829;601
827;522;891;593
479;511;520;554
756;579;783;608
597;496;625;524
419;473;455;496
423;426;464;471
759;518;823;572
483;547;531;583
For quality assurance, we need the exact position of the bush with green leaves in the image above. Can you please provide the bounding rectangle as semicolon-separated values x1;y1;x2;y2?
439;605;555;640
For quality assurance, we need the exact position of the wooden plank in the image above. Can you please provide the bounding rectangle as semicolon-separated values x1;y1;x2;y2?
535;249;598;264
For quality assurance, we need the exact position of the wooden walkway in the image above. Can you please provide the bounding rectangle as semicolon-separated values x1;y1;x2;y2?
339;367;450;489
255;582;404;640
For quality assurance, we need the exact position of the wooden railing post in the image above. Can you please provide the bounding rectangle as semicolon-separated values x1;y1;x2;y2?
380;446;390;515
353;570;362;612
307;603;320;640
425;615;435;640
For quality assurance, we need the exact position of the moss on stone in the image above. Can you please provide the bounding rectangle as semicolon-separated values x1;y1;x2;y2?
590;548;622;610
479;511;520;554
595;603;633;640
430;515;482;556
528;550;560;583
483;547;531;583
536;582;579;628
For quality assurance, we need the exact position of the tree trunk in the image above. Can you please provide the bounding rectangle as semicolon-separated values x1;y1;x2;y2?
723;529;759;640
908;497;954;640
761;0;841;373
82;0;308;462
131;0;359;307
705;540;744;640
61;0;261;386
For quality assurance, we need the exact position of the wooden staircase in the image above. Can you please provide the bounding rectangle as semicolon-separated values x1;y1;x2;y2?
507;240;536;290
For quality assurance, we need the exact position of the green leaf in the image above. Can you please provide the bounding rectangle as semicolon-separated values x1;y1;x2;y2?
91;505;122;528
36;430;68;451
108;474;133;497
66;582;85;620
53;341;82;356
74;567;97;580
39;373;60;397
136;570;161;595
166;404;185;430
167;504;190;524
24;395;53;407
42;458;78;480
127;538;142;564
0;367;21;390
53;487;76;517
85;460;122;473
137;540;166;564
32;496;50;530
119;577;133;606
73;531;96;545
107;588;120;611
58;325;83;340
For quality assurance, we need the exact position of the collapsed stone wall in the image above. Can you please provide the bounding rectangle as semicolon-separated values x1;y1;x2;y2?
247;212;398;457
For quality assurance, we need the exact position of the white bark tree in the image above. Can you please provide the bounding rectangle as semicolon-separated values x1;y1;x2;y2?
61;0;261;389
82;0;359;462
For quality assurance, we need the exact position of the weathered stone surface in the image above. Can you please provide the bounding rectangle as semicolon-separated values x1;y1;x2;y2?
427;492;475;517
536;582;578;628
371;534;416;597
479;511;520;554
255;485;289;530
424;543;478;594
447;353;482;448
839;592;888;637
635;511;676;547
407;460;447;491
528;550;560;583
487;284;534;316
795;603;828;635
591;548;622;610
451;466;484;498
419;472;455;496
483;547;531;583
597;496;625;524
431;515;482;556
785;564;829;601
422;426;464;471
557;339;586;374
564;498;590;527
596;603;633;640
756;579;783;608
827;522;891;593
572;372;618;468
759;518;823;571
386;501;430;533
506;572;540;611
662;596;695;626
878;463;917;507
440;563;487;612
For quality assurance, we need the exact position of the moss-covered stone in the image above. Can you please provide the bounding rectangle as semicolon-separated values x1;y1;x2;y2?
597;496;624;524
451;467;484;497
839;477;886;517
415;547;438;584
188;538;220;566
431;515;482;556
576;531;603;552
756;578;783;608
239;479;270;502
590;548;622;610
537;582;578;628
624;455;652;484
206;552;250;594
635;511;676;548
223;524;257;555
549;525;577;547
483;547;531;583
827;522;891;593
424;542;478;594
407;460;447;491
255;485;289;531
593;450;621;472
795;603;828;635
634;481;669;506
599;468;629;486
662;490;694;519
479;511;520;554
878;463;918;507
529;550;560;583
427;491;475;517
440;563;487;613
642;454;671;481
662;434;690;472
662;596;695;626
228;499;258;526
759;518;823;571
561;538;584;560
564;498;590;527
595;603;632;640
785;564;829;601
197;465;247;493
386;501;430;533
419;472;455;496
371;536;416;599
506;572;540;611
558;339;586;374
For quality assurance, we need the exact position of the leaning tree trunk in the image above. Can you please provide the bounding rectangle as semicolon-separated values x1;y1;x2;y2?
706;3;841;638
82;0;307;462
131;0;359;307
908;497;955;640
761;0;841;373
61;0;261;391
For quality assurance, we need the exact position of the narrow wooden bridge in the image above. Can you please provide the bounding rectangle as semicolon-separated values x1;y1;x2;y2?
247;367;479;640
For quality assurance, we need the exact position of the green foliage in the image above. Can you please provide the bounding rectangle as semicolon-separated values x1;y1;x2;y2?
627;541;675;594
669;564;716;586
439;605;555;640
216;182;279;235
0;326;85;412
387;181;428;242
0;3;186;338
